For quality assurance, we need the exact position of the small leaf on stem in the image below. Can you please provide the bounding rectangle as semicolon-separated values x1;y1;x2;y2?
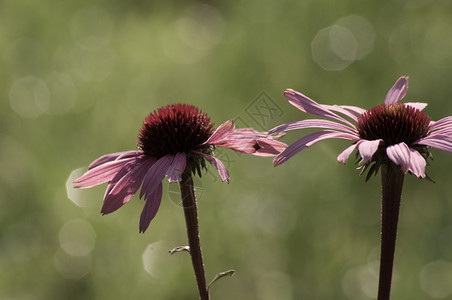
207;270;235;291
169;246;190;255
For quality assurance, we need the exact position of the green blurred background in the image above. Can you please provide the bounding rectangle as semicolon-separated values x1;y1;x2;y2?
1;0;452;299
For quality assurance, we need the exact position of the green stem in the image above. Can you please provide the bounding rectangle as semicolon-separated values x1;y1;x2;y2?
179;173;209;300
378;164;404;300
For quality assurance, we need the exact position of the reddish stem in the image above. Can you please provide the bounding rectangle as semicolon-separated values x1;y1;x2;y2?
179;173;209;300
378;164;404;300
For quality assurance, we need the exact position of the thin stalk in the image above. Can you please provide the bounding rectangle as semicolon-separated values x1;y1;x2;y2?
378;164;404;300
179;172;209;300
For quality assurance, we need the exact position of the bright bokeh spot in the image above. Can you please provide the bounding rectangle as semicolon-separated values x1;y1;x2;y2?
9;76;50;118
59;219;96;256
419;260;452;298
311;25;357;71
66;168;90;207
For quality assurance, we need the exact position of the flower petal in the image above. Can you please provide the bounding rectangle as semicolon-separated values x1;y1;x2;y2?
88;151;143;169
386;142;411;173
337;105;366;116
323;105;362;121
407;148;426;178
284;89;354;127
416;135;452;153
194;151;230;183
102;158;155;214
273;130;359;166
253;139;287;157
385;76;409;104
140;155;173;199
202;120;235;145
429;116;452;131
166;152;187;183
73;156;139;188
139;183;163;233
404;102;428;111
216;139;258;154
337;144;358;164
268;119;357;135
229;128;268;139
357;139;382;163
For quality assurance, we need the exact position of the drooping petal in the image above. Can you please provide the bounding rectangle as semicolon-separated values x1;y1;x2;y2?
404;102;428;111
386;142;411;173
202;120;235;145
273;130;359;166
415;135;452;153
102;158;156;214
428;116;452;131
385;76;409;104
140;155;173;199
269;119;357;135
88;151;143;169
337;105;366;116
357;139;382;163
323;105;362;121
216;139;258;154
284;89;355;127
166;152;187;182
253;139;287;157
407;148;426;178
139;183;163;233
194;151;230;183
229;128;269;139
337;144;358;164
103;160;136;199
73;156;140;188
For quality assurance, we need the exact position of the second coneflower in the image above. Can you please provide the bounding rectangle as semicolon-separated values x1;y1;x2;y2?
270;77;451;300
74;103;286;300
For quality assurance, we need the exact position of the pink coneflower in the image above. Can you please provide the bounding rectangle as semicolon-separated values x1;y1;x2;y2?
74;103;285;232
74;103;286;300
271;76;452;179
270;77;451;300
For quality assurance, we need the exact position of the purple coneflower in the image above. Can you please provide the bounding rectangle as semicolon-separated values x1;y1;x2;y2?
270;77;451;300
74;103;286;300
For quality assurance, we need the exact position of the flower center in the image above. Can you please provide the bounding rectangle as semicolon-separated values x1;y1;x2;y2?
356;103;431;146
138;104;214;158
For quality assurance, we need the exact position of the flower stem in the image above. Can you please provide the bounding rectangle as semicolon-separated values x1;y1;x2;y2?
179;172;209;300
378;164;404;300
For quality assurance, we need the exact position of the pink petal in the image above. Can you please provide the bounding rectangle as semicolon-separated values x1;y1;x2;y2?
386;143;411;173
338;105;366;116
357;139;382;163
166;152;187;182
88;151;143;169
101;158;155;214
337;144;358;164
194;151;230;183
284;89;355;127
229;128;268;139
216;139;257;154
73;156;139;188
407;148;426;178
140;155;173;199
429;116;452;131
273;130;359;166
416;135;452;153
323;105;362;121
404;102;428;111
139;183;163;233
385;76;409;104
268;119;357;135
253;139;287;157
103;156;153;200
202;120;235;145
